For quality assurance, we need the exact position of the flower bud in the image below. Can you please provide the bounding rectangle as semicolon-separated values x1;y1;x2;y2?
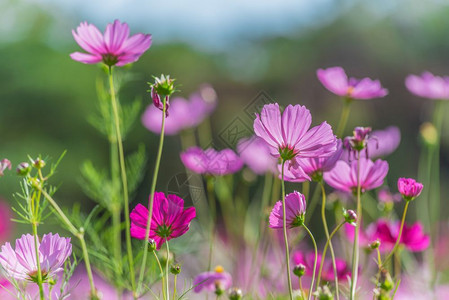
32;158;46;169
344;127;372;152
379;269;394;292
229;288;243;300
313;286;333;300
293;263;306;278
343;208;357;226
397;177;423;201
0;159;11;176
369;239;381;250
149;74;176;115
17;162;31;176
148;239;157;251
170;264;181;275
214;282;225;296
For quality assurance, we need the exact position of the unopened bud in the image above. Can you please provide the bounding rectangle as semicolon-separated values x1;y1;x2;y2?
313;286;333;300
148;239;157;251
214;282;225;296
229;288;243;300
170;264;181;275
293;264;306;278
369;240;381;250
17;162;31;176
343;208;357;226
32;158;46;169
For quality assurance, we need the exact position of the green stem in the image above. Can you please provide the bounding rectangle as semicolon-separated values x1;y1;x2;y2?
302;224;318;300
383;201;410;267
350;152;362;300
318;220;346;282
281;160;294;300
165;242;170;300
153;251;166;300
206;177;216;271
137;95;167;295
32;222;44;300
110;138;123;277
173;275;177;300
107;67;136;294
336;97;352;137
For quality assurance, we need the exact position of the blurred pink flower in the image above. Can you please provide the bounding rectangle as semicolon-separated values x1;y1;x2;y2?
405;72;449;100
70;20;152;66
323;158;389;193
0;200;12;243
0;233;72;282
237;136;277;175
130;192;196;249
397;177;423;201
142;85;217;135
377;187;401;203
292;251;351;282
317;67;388;99
269;191;306;229
180;147;243;176
193;266;232;294
0;159;11;176
253;103;337;159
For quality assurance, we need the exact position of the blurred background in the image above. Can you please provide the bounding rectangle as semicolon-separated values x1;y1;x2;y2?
0;0;449;238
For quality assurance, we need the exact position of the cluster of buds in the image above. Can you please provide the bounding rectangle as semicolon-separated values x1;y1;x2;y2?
15;158;46;177
149;74;177;116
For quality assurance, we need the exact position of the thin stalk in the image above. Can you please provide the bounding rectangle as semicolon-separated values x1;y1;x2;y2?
317;182;339;299
350;152;362;300
37;187;97;297
206;177;216;271
281;160;294;300
137;97;167;294
302;181;310;202
383;201;410;267
336;97;352;137
153;251;166;300
302;224;318;300
110;138;123;276
299;278;305;300
165;242;170;300
107;67;136;294
173;275;177;300
32;222;44;300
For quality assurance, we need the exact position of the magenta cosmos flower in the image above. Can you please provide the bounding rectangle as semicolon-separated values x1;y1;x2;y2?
292;251;351;282
193;265;232;294
130;192;196;250
281;139;343;182
180;147;243;176
317;67;388;99
0;233;72;282
142;85;217;135
269;191;306;229
70;20;152;66
397;178;423;201
405;72;449;100
323;158;389;193
345;219;430;252
254;103;337;160
237;136;277;175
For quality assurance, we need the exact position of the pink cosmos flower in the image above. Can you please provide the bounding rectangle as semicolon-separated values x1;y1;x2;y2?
317;67;388;99
130;192;196;250
0;233;72;282
0;200;12;243
397;178;423;201
405;72;449;100
142;85;217;135
0;159;11;176
237;136;277;175
253;103;337;160
269;191;306;229
323;158;389;193
193;266;232;293
292;251;351;282
345;219;430;252
70;20;152;66
180;147;243;176
377;187;401;204
281;139;343;182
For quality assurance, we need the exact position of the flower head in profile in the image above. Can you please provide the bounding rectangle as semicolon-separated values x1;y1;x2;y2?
149;74;177;116
130;192;196;249
292;251;351;282
70;19;152;66
237;136;277;175
180;147;243;176
254;103;337;161
317;67;388;100
269;191;306;229
323;158;389;194
0;233;72;282
193;265;232;294
397;178;423;201
405;72;449;100
281;139;343;182
0;159;11;176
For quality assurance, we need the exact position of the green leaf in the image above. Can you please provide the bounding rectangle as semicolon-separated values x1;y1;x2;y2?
79;161;115;208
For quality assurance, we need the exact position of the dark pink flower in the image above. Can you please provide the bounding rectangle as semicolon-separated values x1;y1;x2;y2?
405;72;449;100
269;191;306;229
253;103;337;160
323;158;388;193
130;192;196;250
0;159;11;176
281;139;343;182
345;219;430;252
71;20;152;66
292;251;351;282
237;136;277;175
193;266;232;294
397;178;423;201
317;67;388;99
180;147;243;176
